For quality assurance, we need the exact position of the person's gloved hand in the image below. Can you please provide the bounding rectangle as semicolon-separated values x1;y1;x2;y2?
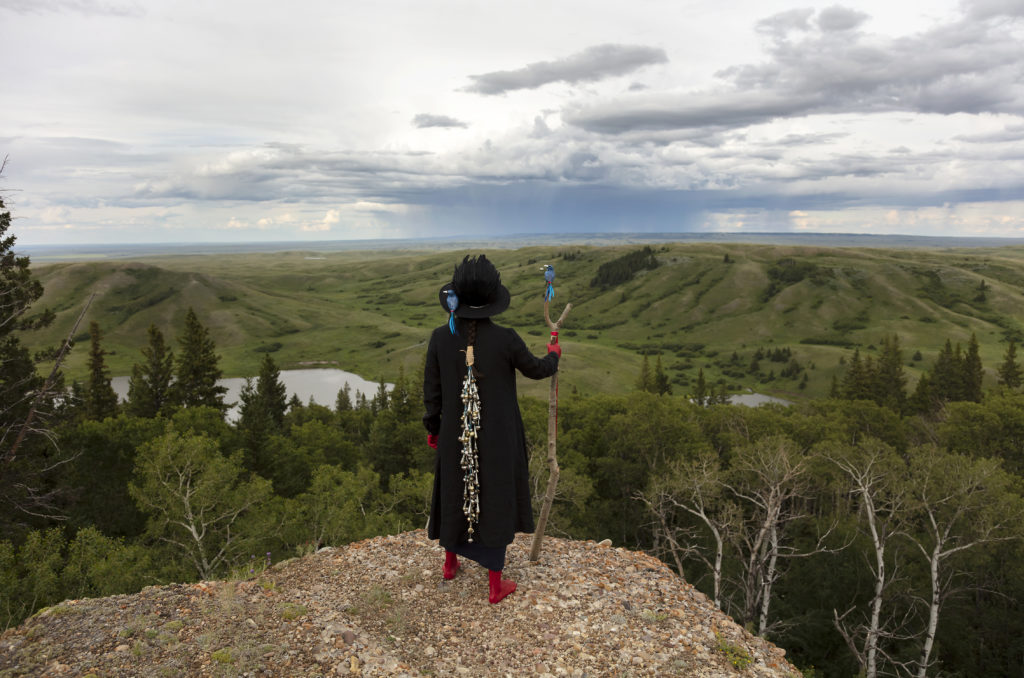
427;433;438;449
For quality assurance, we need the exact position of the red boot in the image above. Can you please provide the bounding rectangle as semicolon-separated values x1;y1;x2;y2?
488;569;516;604
443;550;460;580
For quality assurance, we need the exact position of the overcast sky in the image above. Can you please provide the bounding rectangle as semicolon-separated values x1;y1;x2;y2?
2;0;1023;244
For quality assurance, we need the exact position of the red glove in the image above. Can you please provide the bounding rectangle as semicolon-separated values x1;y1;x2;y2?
427;433;438;449
547;332;562;358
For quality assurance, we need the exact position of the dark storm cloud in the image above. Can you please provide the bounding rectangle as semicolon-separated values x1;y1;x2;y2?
463;44;668;95
0;0;142;16
412;114;469;129
567;5;1024;135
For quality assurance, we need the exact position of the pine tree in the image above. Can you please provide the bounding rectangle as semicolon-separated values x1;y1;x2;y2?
997;341;1022;389
842;349;874;401
173;308;227;411
126;324;175;418
636;354;653;392
875;334;907;412
371;376;389;414
0;191;55;450
962;333;983;402
255;353;288;429
390;366;413;419
693;368;708;406
909;373;935;414
0;188;66;525
336;383;353;412
653;356;672;395
84;322;119;421
931;340;963;402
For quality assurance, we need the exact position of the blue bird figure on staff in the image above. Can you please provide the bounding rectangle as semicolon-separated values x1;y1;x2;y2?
542;265;555;302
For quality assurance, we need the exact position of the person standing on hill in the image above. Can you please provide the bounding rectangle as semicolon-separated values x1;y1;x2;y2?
423;254;560;604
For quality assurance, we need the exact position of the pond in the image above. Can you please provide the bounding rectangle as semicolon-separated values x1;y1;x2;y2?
728;392;791;407
111;368;390;421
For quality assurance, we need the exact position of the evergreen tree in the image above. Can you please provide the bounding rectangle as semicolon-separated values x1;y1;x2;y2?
390;366;413;420
875;334;907;412
371;375;389;414
693;368;708;406
255;353;288;429
653;356;672;395
336;382;353;412
237;352;288;461
84;322;119;421
997;341;1022;389
909;373;934;414
842;349;874;401
962;333;984;402
0;189;63;524
173;308;227;411
931;339;964;402
126;324;175;418
636;354;653;392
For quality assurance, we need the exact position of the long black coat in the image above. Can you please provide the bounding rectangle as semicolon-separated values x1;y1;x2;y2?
423;318;559;549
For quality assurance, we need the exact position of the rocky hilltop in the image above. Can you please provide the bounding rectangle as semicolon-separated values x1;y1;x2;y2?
0;530;797;677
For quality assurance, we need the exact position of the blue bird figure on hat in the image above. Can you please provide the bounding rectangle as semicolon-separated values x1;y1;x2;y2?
541;265;555;302
446;289;458;335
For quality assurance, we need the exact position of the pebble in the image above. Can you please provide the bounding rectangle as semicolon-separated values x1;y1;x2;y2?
0;529;798;678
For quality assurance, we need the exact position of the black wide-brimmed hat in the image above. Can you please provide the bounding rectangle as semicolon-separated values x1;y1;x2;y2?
438;254;511;318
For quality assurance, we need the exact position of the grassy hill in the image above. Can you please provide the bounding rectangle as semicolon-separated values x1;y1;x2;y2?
21;243;1024;402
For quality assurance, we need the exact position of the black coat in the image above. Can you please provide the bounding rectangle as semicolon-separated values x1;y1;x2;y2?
423;318;559;549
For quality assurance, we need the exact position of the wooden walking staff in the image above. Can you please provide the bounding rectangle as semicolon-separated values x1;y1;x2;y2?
529;265;571;563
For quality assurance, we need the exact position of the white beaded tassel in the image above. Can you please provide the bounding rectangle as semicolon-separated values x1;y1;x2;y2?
459;346;481;541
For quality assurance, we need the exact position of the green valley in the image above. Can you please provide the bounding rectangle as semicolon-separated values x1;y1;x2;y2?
25;242;1024;401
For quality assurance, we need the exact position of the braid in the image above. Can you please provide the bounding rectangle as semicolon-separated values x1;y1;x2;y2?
464;319;483;377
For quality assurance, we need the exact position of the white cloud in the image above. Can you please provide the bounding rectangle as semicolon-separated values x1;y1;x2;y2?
3;0;1024;243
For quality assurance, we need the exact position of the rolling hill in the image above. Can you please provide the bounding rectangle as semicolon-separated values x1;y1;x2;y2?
21;243;1024;402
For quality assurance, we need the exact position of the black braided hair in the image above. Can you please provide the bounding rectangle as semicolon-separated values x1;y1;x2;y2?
465;319;482;377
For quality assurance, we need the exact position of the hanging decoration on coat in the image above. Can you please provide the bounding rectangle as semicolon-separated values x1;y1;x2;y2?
459;344;481;541
542;265;555;302
445;289;459;335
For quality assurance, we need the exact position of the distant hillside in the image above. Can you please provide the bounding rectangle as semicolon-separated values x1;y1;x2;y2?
0;530;797;677
22;243;1024;401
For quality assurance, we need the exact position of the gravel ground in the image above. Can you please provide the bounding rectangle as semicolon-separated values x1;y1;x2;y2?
0;530;798;677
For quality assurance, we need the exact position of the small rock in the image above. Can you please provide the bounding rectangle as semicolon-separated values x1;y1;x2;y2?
115;644;129;652
342;630;356;645
597;539;612;547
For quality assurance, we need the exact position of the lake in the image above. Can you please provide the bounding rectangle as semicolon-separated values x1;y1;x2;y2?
728;393;791;407
111;368;390;421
